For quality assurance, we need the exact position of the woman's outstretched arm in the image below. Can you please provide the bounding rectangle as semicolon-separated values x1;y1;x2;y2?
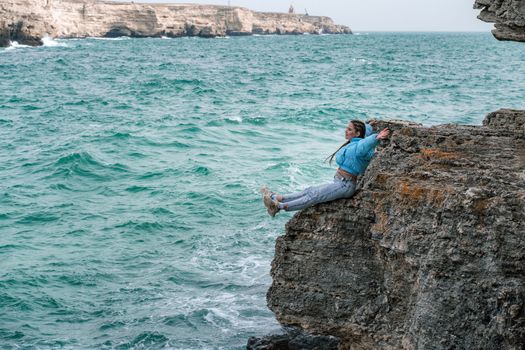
356;128;390;157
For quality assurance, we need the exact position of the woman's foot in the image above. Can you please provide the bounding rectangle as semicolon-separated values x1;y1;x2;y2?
260;186;280;201
260;187;280;217
265;196;280;217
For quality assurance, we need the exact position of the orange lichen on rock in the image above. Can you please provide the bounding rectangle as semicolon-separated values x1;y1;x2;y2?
374;173;391;185
473;198;492;216
419;148;460;161
396;179;450;206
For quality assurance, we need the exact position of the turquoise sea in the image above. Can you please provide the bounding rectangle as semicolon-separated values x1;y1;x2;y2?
1;33;524;349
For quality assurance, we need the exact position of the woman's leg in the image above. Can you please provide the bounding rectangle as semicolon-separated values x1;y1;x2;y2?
279;178;356;211
278;188;310;203
261;187;300;203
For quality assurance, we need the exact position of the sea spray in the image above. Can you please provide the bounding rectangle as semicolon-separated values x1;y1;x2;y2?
42;34;67;47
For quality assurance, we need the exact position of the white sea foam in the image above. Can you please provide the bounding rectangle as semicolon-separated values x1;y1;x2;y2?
161;36;171;39
226;115;242;123
352;57;370;64
5;41;31;50
158;287;280;335
235;255;269;284
42;35;67;47
4;36;67;50
90;36;130;40
286;163;305;189
206;306;239;331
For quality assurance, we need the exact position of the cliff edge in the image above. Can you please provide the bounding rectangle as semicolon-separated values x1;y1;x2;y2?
249;5;525;349
474;0;525;42
261;110;525;349
0;0;351;47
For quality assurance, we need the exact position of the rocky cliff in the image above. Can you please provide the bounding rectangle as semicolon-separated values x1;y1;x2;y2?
0;0;350;47
254;110;525;350
474;0;525;42
248;6;525;349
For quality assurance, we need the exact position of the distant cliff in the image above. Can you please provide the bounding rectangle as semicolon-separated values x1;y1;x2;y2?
0;0;351;47
249;110;525;350
474;0;525;42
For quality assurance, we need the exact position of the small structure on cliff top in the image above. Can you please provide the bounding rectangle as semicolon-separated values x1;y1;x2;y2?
0;0;351;47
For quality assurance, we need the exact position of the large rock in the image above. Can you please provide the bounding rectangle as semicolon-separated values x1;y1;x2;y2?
266;111;525;349
247;327;340;350
474;0;525;42
0;0;351;47
483;108;525;130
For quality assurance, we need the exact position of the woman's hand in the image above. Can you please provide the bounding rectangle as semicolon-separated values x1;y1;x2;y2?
376;128;390;140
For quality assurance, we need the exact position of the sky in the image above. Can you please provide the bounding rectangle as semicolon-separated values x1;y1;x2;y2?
116;0;493;32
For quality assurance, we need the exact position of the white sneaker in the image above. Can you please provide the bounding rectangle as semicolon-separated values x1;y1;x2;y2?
265;195;280;217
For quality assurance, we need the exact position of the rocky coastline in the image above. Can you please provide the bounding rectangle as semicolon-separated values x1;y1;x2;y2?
247;2;525;349
247;0;525;350
250;110;525;349
0;0;351;47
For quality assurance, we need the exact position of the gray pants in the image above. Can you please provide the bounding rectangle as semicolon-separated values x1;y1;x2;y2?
278;176;357;211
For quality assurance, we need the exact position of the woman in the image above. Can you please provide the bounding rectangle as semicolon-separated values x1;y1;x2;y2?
261;120;390;217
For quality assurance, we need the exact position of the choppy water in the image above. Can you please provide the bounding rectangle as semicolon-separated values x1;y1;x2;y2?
1;33;524;349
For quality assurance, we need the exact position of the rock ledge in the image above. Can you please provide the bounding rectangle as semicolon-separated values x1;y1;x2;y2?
474;0;525;42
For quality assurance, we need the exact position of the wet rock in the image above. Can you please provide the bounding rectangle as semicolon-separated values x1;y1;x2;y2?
0;20;43;46
266;111;525;349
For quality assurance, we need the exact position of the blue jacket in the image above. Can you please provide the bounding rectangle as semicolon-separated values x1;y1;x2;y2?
335;134;379;176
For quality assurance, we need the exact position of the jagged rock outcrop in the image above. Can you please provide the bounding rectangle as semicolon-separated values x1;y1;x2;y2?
262;110;525;349
247;327;340;350
474;0;525;42
484;108;525;129
0;0;350;47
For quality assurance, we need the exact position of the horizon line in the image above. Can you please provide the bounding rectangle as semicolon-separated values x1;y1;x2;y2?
351;30;492;33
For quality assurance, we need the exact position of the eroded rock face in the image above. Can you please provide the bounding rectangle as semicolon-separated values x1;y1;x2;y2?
474;0;525;42
0;0;351;47
484;108;525;130
267;111;525;349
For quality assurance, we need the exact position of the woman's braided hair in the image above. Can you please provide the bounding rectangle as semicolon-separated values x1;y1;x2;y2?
326;120;366;165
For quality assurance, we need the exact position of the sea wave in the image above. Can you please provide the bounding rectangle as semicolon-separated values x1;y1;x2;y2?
4;41;31;50
89;36;131;40
43;151;130;181
42;35;67;47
